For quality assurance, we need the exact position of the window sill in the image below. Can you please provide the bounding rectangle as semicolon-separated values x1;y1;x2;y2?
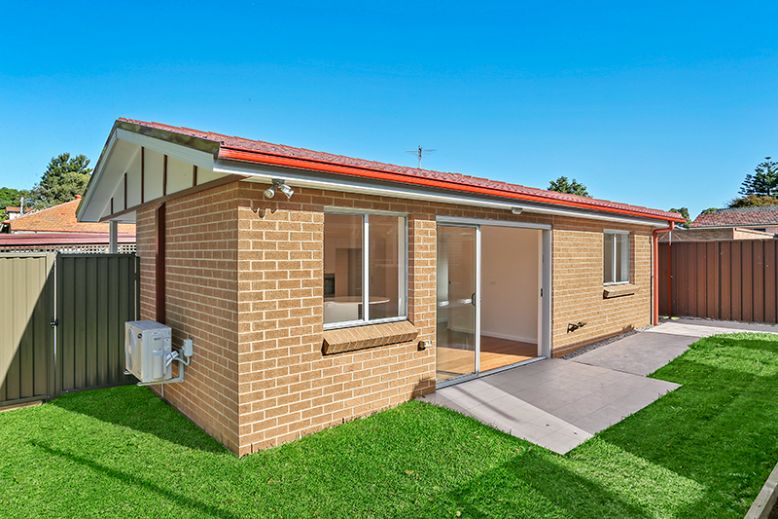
603;284;639;299
322;321;419;355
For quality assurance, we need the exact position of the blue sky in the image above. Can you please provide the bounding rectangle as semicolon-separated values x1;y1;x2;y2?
1;1;777;218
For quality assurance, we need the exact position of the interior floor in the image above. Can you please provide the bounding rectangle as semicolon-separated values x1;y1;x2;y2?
436;330;538;381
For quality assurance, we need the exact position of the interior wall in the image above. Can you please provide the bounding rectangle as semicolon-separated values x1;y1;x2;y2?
480;226;539;343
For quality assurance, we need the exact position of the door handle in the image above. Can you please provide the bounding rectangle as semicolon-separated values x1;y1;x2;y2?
470;293;476;307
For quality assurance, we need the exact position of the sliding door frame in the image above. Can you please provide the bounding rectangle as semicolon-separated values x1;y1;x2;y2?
435;216;552;387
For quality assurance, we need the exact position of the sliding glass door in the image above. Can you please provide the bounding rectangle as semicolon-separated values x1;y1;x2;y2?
436;225;479;382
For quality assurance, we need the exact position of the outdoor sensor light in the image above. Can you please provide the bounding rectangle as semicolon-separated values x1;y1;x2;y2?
263;179;294;200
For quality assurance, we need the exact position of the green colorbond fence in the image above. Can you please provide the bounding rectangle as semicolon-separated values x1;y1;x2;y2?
0;253;138;407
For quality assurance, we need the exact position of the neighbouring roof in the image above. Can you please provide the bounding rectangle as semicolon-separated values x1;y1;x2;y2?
114;118;683;223
8;197;135;234
5;206;20;212
690;206;778;228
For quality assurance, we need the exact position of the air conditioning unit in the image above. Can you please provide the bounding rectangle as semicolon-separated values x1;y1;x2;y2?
125;320;172;384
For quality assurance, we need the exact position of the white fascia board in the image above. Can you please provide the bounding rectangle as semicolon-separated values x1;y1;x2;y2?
213;159;671;228
76;130;116;222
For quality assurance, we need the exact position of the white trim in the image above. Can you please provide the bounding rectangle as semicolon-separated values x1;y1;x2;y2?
603;230;631;284
437;215;551;230
475;225;482;374
321;210;409;330
323;316;407;331
435;222;552;381
216;160;672;227
362;214;370;322
108;221;118;253
324;206;407;217
77;131;117;221
115;128;215;170
541;229;552;358
398;218;407;318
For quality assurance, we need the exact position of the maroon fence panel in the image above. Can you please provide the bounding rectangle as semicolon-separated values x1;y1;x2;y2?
659;239;778;324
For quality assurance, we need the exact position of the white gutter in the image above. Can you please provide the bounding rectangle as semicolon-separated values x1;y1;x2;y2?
213;159;671;228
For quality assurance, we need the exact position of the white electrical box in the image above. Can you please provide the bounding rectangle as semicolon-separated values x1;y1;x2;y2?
125;320;172;384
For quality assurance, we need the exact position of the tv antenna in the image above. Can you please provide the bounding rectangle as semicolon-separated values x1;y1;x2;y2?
406;145;436;169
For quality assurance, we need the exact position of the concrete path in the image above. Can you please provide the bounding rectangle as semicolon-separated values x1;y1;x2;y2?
572;318;778;376
570;331;693;376
421;318;778;455
647;318;778;338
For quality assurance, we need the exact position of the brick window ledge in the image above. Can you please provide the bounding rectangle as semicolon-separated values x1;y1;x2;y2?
322;321;419;355
603;283;639;299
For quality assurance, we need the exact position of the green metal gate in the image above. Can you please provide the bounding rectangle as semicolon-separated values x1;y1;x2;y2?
0;254;56;405
0;253;138;407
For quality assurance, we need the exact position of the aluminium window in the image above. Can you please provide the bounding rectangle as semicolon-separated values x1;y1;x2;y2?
603;230;630;284
323;211;407;328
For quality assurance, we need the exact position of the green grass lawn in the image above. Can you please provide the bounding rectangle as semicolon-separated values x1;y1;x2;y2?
1;333;778;518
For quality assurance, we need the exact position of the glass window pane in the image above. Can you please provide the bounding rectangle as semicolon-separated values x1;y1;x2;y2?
369;215;406;320
323;214;363;324
603;234;614;283
616;234;630;282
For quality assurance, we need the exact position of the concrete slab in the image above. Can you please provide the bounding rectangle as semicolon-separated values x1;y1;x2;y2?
571;331;695;376
420;319;777;455
420;358;678;454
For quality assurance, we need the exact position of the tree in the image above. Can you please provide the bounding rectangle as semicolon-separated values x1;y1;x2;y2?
729;195;778;208
669;207;691;227
0;187;29;222
28;153;92;209
548;176;590;197
701;207;718;215
738;157;778;197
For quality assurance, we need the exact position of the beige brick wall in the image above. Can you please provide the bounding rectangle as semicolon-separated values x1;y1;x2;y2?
136;183;241;452
551;217;652;354
234;184;440;455
137;179;659;455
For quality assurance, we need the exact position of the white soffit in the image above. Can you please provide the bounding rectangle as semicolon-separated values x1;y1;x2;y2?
79;128;221;223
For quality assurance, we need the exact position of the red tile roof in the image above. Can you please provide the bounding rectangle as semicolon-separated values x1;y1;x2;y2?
691;206;778;228
8;197;135;234
118;118;683;223
5;206;20;212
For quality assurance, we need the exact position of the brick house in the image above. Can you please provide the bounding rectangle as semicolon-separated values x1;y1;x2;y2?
78;118;683;455
0;196;136;252
663;206;778;242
